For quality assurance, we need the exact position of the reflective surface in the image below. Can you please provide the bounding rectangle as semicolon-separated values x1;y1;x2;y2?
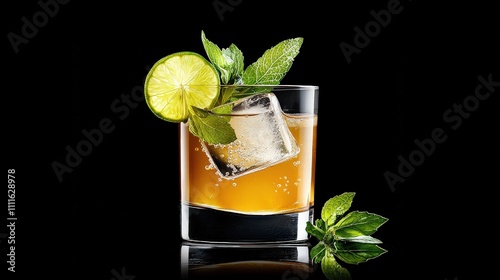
180;242;314;279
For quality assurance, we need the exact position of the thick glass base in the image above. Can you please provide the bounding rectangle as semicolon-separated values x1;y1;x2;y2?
180;241;313;279
181;203;314;243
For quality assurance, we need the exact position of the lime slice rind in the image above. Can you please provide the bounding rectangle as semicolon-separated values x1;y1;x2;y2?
144;52;220;123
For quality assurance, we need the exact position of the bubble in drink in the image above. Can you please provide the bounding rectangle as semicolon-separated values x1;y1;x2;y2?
203;93;300;179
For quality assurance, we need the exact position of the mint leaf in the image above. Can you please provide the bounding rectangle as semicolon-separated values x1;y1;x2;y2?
188;106;236;145
221;85;277;103
332;241;387;265
336;235;383;244
210;102;233;115
150;32;305;145
223;44;244;81
306;220;325;240
321;192;355;226
310;241;327;264
196;33;303;143
334;211;388;238
201;31;229;83
242;37;303;85
201;30;244;84
322;249;352;280
309;192;389;279
315;218;327;231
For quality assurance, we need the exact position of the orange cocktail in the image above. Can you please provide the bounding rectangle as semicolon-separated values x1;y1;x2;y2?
179;85;319;243
180;114;317;214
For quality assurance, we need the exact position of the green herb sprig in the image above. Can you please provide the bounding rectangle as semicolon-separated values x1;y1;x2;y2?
306;192;389;280
188;31;303;145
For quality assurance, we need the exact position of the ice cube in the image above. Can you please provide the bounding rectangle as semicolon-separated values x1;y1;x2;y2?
203;93;300;179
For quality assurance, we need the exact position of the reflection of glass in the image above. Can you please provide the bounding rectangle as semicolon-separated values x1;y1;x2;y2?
180;85;319;243
180;242;313;279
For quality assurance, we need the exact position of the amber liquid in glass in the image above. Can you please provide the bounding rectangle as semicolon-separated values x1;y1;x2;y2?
180;114;317;214
179;112;317;243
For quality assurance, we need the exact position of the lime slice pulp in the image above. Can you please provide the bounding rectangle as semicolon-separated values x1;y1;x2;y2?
144;51;220;122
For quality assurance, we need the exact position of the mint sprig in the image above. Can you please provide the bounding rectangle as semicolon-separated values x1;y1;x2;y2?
187;106;236;145
201;31;244;85
241;37;303;85
306;192;388;280
190;31;303;145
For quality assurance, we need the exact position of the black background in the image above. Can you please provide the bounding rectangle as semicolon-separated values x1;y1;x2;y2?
3;0;499;279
